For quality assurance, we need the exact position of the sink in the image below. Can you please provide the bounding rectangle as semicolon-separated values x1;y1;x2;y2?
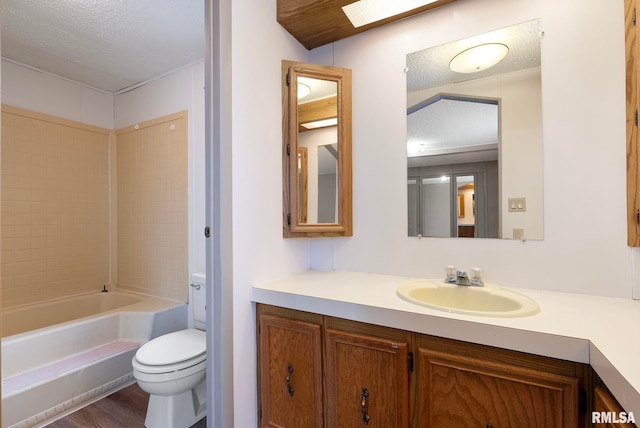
397;280;540;317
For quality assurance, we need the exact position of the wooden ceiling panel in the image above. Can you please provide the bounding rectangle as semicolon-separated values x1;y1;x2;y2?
277;0;457;50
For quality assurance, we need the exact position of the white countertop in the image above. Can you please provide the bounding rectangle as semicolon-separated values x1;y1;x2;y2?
252;270;640;417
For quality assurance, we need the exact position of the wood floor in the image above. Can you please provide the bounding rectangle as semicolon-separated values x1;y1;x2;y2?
47;383;207;428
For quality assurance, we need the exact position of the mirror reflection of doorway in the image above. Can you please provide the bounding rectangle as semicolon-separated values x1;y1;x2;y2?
408;171;497;238
456;175;475;237
407;94;500;239
421;175;452;237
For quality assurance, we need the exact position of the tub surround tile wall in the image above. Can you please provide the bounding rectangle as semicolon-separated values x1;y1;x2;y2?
0;106;189;307
1;106;110;307
1;60;201;309
113;61;206;285
115;112;189;302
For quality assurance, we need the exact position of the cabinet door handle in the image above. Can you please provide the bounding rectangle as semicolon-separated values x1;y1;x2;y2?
285;364;294;397
360;387;371;425
486;424;493;428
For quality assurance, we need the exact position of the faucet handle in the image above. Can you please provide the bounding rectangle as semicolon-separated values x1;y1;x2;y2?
470;268;484;286
445;266;457;283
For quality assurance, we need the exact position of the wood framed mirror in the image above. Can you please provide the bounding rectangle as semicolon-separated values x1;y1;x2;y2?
282;60;352;237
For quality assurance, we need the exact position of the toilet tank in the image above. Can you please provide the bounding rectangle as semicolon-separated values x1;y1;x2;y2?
190;273;207;330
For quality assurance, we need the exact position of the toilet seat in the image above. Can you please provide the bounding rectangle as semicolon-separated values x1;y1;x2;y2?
137;329;205;365
133;353;206;375
133;329;206;375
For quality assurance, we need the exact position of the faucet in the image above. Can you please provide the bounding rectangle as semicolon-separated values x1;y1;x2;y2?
456;269;484;287
456;271;471;286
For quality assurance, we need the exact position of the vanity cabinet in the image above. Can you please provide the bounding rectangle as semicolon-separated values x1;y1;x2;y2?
592;380;633;428
593;386;624;428
257;305;324;428
324;318;412;427
416;335;584;427
256;304;590;427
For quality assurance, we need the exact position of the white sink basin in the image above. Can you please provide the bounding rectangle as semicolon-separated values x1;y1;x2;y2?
397;280;540;317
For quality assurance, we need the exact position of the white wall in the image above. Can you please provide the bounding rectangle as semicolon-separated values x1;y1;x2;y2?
1;60;114;129
227;0;311;426
307;0;632;298
115;62;207;280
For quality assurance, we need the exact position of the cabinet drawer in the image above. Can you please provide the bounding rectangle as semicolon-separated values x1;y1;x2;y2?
417;348;580;428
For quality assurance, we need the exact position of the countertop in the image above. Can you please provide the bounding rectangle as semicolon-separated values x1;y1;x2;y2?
252;270;640;417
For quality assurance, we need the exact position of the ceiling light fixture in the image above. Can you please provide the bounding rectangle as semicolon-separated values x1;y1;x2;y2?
449;43;509;74
301;118;338;130
298;82;311;99
342;0;440;28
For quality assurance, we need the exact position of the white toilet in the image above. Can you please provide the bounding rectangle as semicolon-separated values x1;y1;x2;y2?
132;273;207;428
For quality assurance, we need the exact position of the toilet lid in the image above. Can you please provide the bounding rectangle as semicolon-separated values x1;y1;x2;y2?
136;329;206;366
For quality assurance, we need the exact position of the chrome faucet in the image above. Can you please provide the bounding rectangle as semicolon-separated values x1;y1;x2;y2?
456;271;471;286
456;269;484;287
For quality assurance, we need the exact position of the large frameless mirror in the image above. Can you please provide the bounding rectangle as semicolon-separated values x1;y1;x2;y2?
407;19;544;240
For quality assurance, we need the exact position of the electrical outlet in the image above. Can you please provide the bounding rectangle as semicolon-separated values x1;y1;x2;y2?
513;228;524;240
508;197;526;212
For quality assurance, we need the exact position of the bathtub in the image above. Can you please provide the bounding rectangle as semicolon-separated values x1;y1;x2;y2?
1;291;187;428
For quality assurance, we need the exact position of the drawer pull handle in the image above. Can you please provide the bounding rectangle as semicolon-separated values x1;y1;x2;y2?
285;364;294;397
361;387;370;425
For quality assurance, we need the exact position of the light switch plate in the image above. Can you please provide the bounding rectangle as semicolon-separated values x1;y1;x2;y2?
508;197;526;212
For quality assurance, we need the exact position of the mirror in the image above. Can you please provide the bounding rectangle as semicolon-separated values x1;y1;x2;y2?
282;60;352;237
406;19;543;240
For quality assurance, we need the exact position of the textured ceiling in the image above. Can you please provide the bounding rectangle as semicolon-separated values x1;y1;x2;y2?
2;0;205;94
408;98;499;156
407;19;542;93
406;19;541;165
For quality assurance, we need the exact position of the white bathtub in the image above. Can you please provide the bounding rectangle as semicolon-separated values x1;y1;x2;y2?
1;291;187;428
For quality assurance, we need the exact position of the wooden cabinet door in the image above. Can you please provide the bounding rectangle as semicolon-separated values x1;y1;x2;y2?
593;385;632;428
325;329;410;428
258;312;323;428
417;348;580;428
626;0;640;246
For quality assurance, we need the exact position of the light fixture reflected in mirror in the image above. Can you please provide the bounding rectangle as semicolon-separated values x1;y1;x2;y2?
301;117;338;130
449;43;509;74
298;82;311;99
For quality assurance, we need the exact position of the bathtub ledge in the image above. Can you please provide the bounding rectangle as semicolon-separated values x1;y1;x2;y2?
2;341;139;398
2;341;141;428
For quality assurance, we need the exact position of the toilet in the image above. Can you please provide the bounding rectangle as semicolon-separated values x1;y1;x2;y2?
132;273;207;428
